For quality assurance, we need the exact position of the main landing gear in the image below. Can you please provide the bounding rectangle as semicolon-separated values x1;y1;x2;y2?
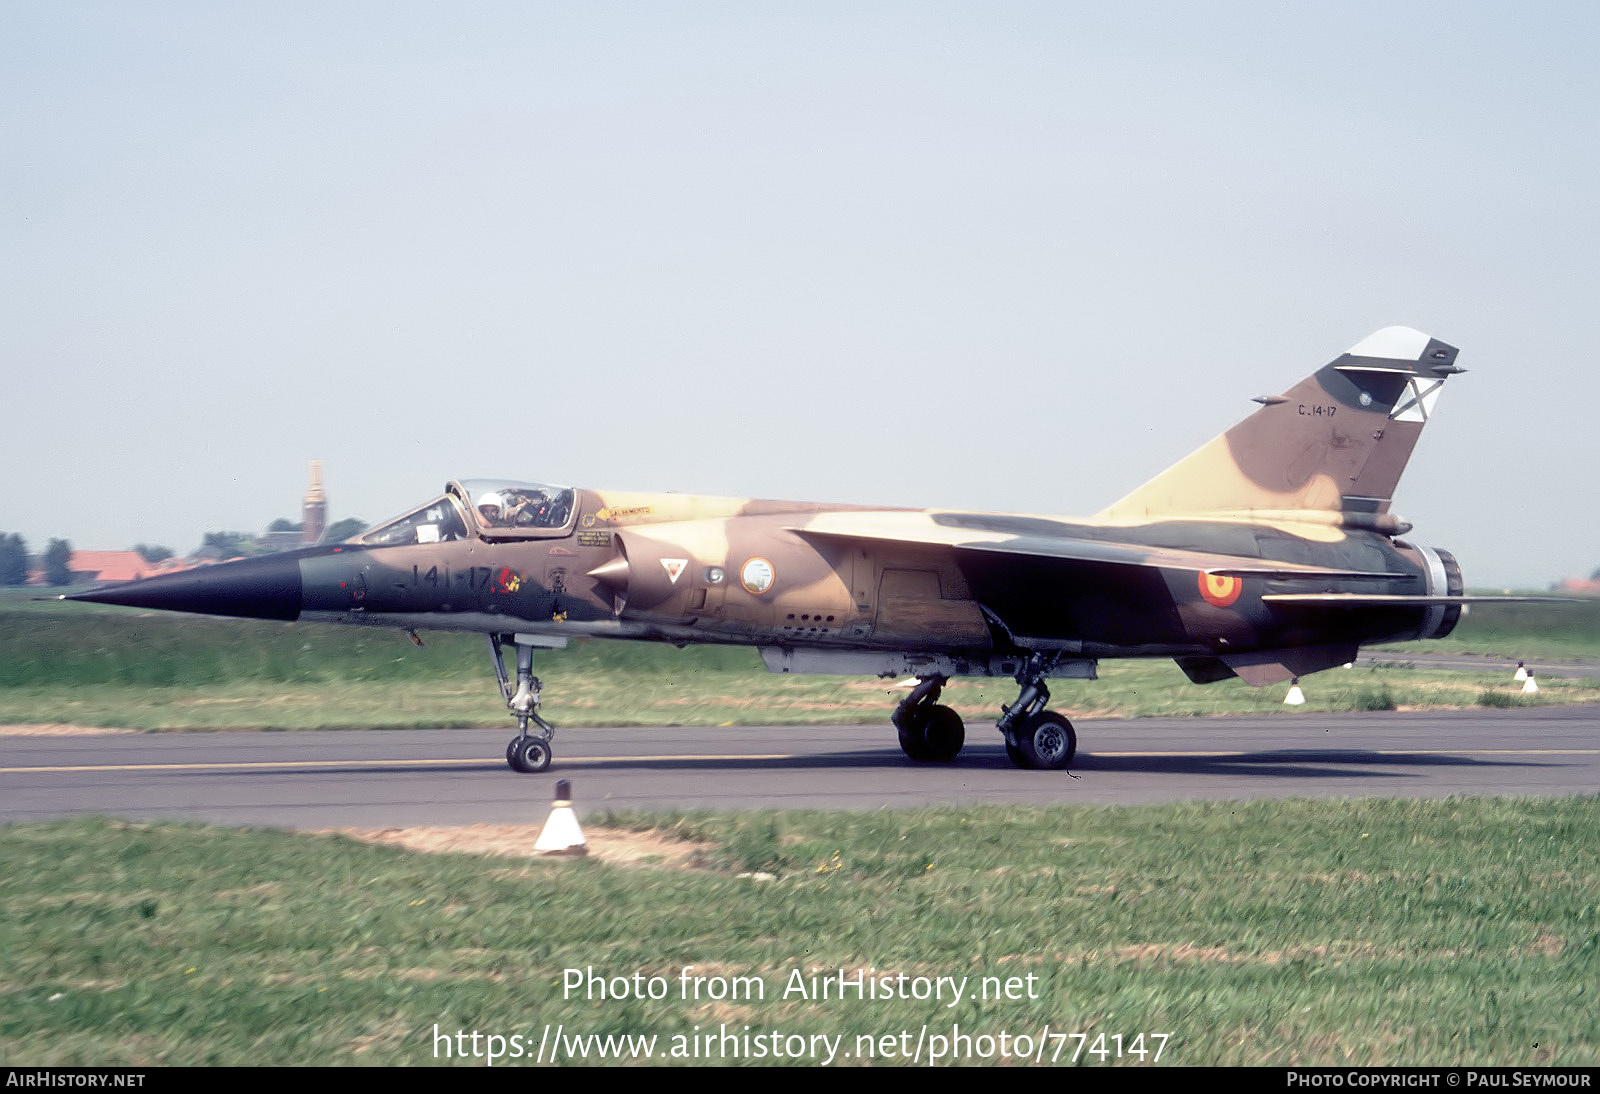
892;653;1077;771
490;634;555;773
892;675;965;763
994;653;1077;771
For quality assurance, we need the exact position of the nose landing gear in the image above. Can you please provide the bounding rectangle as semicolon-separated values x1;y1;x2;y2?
490;634;556;773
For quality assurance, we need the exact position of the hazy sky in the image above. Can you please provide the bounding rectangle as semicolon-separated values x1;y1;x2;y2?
4;2;1596;587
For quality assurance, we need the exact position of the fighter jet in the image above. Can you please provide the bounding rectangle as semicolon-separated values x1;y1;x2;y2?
72;326;1497;773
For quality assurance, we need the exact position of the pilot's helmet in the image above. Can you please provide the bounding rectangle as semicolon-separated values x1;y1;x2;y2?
476;491;505;522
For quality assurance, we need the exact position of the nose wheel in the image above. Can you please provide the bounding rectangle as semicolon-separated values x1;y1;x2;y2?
508;735;552;773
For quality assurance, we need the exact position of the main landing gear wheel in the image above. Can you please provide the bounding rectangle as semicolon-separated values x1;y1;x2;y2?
892;675;964;763
894;709;930;761
1014;710;1076;770
508;736;552;774
995;651;1078;770
896;704;965;763
921;705;965;762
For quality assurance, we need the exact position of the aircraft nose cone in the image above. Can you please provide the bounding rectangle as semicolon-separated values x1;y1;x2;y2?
67;553;304;621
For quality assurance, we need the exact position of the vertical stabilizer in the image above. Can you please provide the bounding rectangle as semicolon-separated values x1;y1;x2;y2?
1098;327;1461;521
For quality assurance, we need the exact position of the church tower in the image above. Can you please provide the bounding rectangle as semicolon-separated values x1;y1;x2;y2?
302;461;327;545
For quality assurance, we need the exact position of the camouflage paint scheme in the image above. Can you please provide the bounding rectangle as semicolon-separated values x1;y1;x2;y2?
72;327;1483;771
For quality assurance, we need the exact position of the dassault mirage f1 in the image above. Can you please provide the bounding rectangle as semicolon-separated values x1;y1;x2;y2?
74;327;1492;773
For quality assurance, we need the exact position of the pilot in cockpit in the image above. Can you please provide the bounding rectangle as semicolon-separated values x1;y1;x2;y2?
476;491;507;527
475;487;562;530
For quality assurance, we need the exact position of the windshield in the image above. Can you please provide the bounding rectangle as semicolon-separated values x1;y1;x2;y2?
356;496;469;547
455;480;576;535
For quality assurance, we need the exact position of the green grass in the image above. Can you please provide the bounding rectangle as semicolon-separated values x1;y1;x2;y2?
3;798;1596;1066
2;592;1595;730
1383;597;1600;663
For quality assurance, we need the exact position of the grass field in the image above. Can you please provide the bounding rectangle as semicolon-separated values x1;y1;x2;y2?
2;797;1596;1066
1384;597;1600;663
5;593;1596;1066
2;592;1596;730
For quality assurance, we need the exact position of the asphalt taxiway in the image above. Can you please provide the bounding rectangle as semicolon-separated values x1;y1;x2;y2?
3;705;1595;828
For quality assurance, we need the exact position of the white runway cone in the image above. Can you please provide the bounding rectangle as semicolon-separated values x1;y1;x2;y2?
1521;670;1539;696
535;778;588;856
1284;677;1306;706
1513;661;1528;682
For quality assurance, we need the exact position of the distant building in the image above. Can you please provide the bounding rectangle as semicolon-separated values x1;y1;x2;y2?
46;464;336;583
302;460;326;545
63;551;163;584
254;462;329;551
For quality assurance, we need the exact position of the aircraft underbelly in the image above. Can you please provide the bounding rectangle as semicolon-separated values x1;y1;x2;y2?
956;553;1188;647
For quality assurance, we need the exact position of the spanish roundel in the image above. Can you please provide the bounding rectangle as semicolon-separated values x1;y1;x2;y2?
1197;571;1243;608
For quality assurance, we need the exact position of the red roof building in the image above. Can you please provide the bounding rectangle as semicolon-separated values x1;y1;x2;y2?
66;551;164;584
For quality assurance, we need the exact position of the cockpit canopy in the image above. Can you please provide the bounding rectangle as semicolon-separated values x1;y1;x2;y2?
354;480;576;547
355;496;468;547
454;479;576;533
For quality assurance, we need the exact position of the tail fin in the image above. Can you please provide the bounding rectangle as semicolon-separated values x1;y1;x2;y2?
1098;326;1462;523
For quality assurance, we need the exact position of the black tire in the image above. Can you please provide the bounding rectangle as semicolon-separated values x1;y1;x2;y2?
509;736;551;773
506;738;522;766
1005;742;1027;769
920;705;965;762
1016;710;1076;770
895;708;931;761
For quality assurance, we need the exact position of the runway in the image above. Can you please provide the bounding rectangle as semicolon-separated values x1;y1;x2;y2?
3;705;1596;828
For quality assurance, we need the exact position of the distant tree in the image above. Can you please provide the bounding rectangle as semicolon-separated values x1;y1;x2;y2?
200;531;259;559
132;544;174;564
1591;565;1600;582
43;539;74;586
266;518;303;533
323;517;368;543
0;533;29;586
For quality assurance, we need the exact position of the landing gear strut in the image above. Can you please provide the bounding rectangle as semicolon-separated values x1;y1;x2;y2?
995;652;1077;770
490;634;555;773
887;654;1079;769
892;675;965;762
